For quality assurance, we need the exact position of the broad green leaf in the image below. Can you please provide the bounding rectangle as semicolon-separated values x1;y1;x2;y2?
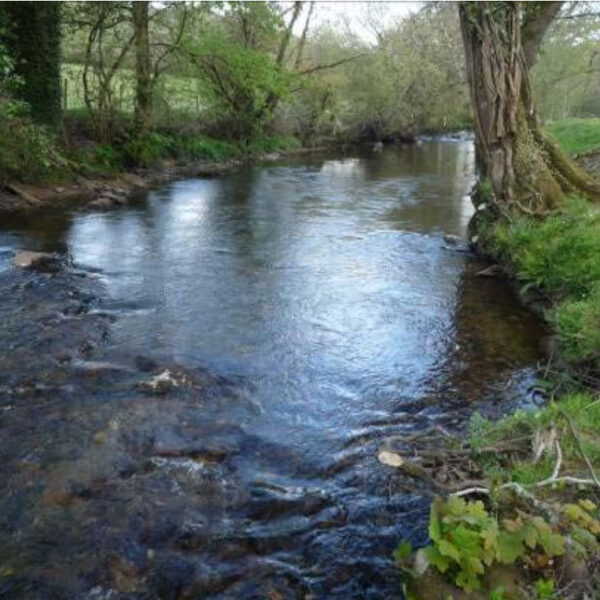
394;540;412;562
437;539;461;562
496;531;525;564
429;499;442;542
424;545;451;573
538;531;565;557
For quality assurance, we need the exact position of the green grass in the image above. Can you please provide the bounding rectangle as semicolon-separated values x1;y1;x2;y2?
469;391;600;485
487;196;600;366
546;117;600;156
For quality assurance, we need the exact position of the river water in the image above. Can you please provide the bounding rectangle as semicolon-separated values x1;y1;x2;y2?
0;142;546;599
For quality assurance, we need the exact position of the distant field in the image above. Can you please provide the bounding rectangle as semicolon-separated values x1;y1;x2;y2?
546;118;600;156
62;63;203;117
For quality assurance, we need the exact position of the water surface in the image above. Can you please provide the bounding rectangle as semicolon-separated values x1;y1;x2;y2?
0;142;546;598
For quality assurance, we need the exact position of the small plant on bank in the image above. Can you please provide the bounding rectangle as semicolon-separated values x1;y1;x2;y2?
398;496;600;597
397;497;566;593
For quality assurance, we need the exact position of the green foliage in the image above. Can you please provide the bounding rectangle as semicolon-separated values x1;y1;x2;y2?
535;578;554;599
413;497;566;593
182;16;294;140
120;132;299;168
546;118;600;157
0;95;65;182
487;197;600;366
552;286;600;362
468;394;600;486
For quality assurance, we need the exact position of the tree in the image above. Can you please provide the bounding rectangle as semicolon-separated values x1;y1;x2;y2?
0;1;62;126
133;1;152;135
458;1;600;214
133;2;189;135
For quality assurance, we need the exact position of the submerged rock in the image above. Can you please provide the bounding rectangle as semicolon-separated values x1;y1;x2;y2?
443;233;462;245
12;250;61;272
476;264;503;278
89;197;114;209
136;369;190;395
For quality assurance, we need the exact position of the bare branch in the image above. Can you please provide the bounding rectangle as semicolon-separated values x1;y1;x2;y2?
300;53;368;76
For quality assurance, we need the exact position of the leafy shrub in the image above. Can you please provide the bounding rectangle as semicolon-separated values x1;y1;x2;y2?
123;132;174;167
0;96;64;182
245;135;301;154
172;136;240;162
399;497;567;593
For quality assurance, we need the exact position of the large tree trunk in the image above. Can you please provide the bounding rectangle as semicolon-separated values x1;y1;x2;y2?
459;1;600;214
133;1;152;135
0;1;62;126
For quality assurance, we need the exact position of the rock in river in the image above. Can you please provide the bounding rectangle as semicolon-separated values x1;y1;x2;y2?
12;250;61;272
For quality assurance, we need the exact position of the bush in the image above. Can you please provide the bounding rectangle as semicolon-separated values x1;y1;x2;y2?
0;96;65;182
123;132;174;167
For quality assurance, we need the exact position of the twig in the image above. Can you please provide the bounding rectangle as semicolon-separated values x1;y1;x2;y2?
535;440;562;486
561;410;600;489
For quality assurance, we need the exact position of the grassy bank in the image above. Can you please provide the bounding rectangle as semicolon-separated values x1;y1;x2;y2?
394;129;600;598
72;130;302;176
546;118;600;157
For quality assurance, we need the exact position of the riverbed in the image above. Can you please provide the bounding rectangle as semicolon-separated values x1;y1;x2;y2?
0;142;546;599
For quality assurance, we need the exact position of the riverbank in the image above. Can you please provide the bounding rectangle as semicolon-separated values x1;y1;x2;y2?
393;135;600;597
0;134;387;214
0;131;313;214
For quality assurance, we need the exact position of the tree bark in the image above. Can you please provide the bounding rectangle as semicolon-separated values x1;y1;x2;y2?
264;2;304;117
133;1;152;135
458;1;600;213
295;2;314;70
0;1;62;126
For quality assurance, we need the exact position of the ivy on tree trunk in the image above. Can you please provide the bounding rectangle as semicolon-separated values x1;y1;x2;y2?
133;1;152;135
458;1;600;213
0;1;62;127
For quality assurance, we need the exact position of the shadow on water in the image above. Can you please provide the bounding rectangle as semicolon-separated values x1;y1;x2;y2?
0;142;546;598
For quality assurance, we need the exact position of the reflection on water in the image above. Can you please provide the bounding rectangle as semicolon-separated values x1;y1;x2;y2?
0;142;546;598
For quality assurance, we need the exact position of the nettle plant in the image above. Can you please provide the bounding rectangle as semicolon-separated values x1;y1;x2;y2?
395;496;600;593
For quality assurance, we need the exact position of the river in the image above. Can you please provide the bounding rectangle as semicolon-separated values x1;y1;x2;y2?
0;141;546;599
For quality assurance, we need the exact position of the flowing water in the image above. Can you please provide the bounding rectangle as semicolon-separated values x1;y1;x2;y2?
0;142;546;599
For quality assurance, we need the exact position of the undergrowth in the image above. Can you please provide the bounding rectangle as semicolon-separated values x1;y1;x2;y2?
71;132;301;172
487;196;600;367
394;192;600;598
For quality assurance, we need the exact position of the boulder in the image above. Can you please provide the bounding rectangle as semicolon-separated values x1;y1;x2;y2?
120;173;147;189
89;196;114;209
